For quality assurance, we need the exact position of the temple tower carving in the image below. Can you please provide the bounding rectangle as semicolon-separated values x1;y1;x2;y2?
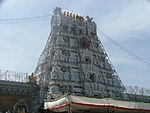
34;7;124;100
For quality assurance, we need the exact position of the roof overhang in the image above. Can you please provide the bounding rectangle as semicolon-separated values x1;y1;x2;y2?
44;95;150;113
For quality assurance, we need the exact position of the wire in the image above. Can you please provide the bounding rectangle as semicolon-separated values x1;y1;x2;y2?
1;14;149;68
97;29;150;100
98;29;150;68
0;15;51;25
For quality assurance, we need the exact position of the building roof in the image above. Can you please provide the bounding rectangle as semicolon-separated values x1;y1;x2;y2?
44;94;150;113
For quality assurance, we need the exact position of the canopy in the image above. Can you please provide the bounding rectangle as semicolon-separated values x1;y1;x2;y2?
44;94;150;113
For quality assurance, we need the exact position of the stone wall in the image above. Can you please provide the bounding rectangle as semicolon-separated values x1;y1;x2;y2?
0;80;39;113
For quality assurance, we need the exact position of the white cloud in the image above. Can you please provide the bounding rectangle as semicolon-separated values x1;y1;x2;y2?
100;0;150;39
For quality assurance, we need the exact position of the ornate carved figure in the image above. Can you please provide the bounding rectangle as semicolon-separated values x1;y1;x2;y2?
51;65;60;80
86;16;93;22
56;36;64;46
28;73;37;84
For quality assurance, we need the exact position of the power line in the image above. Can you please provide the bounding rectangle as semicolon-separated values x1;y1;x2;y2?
98;29;150;99
1;14;150;67
98;29;150;68
96;31;132;100
0;15;51;25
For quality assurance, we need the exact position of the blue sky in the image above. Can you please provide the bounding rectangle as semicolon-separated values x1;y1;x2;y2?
0;0;150;88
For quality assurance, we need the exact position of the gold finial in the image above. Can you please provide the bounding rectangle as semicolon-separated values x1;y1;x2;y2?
64;11;66;16
67;12;69;16
28;73;37;84
73;14;75;18
70;12;73;18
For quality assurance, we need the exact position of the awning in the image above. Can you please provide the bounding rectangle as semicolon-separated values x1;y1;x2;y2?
44;94;150;113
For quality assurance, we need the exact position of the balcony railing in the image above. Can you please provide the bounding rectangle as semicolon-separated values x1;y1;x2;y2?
0;69;29;82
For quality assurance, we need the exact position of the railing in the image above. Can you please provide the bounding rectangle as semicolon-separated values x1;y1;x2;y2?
0;69;29;82
125;86;150;96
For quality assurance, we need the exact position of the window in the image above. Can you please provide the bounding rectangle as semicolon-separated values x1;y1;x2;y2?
84;56;91;64
70;36;75;39
90;73;95;82
80;37;91;49
79;29;84;35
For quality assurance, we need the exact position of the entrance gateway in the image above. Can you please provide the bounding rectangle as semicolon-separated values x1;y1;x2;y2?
35;7;124;102
13;100;29;113
34;7;150;112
